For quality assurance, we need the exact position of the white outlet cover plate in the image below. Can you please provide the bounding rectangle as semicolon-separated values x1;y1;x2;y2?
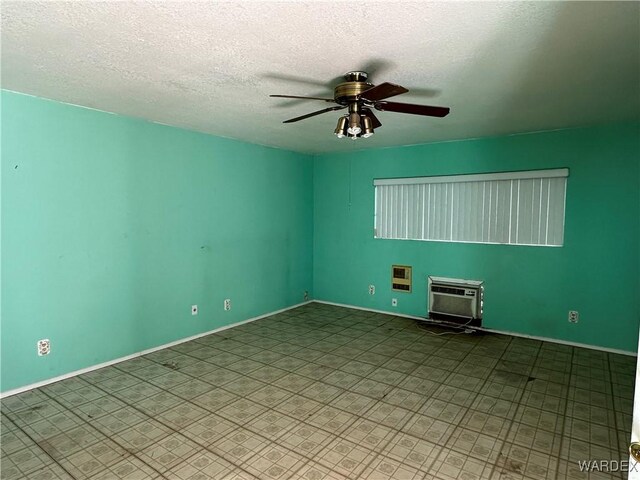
191;305;198;315
37;339;50;356
392;298;398;307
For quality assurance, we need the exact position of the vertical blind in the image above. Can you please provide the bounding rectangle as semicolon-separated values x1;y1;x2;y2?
374;169;568;246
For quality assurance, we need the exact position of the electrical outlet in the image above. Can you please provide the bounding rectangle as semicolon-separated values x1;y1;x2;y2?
391;298;398;307
304;290;309;301
191;305;198;315
568;310;579;323
224;299;231;311
37;339;50;356
369;285;375;295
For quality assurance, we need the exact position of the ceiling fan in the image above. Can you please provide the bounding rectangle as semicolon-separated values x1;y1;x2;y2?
270;71;450;140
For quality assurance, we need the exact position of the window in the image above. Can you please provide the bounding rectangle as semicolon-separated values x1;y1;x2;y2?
374;169;568;246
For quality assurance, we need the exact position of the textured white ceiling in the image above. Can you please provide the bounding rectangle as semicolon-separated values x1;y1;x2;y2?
2;1;639;154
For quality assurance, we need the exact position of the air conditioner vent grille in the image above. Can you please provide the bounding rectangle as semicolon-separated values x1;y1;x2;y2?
431;286;466;296
431;294;475;317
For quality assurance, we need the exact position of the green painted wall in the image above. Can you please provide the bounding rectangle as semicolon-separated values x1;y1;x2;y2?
1;91;314;393
313;124;640;352
2;91;638;394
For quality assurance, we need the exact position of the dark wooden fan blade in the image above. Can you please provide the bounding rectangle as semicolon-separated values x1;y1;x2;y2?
360;82;409;102
283;105;346;123
374;101;450;117
361;108;382;129
270;95;335;102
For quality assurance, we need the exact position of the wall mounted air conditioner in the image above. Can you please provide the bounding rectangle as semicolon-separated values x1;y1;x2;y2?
428;276;483;327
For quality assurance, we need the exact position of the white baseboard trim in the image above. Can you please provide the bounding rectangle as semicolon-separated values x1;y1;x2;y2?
313;300;637;357
0;301;312;399
478;327;636;356
314;300;430;322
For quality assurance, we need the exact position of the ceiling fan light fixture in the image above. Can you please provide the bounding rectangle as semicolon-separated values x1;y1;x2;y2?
272;69;450;140
334;117;348;138
347;112;362;135
361;115;374;138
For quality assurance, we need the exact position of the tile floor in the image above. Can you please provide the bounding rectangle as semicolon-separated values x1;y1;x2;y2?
1;303;636;479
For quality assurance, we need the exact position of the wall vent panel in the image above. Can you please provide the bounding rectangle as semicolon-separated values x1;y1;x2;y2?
392;265;412;292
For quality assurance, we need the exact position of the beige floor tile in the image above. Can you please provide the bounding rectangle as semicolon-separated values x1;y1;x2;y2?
88;455;159;479
380;432;441;472
211;427;270;465
293;461;350;479
277;421;337;457
360;454;427;479
241;443;306;479
493;442;559;479
244;409;300;441
315;437;376;479
428;447;493;480
401;412;455;445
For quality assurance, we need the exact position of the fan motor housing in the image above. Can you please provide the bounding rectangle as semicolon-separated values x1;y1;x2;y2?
334;72;372;105
333;82;372;105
